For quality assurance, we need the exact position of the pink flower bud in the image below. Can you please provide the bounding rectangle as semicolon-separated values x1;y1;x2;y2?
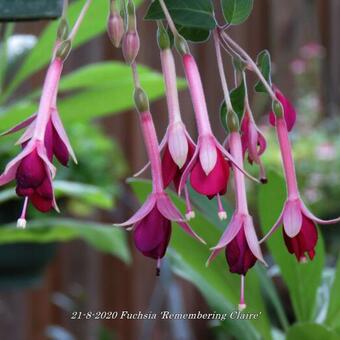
107;11;124;48
122;30;140;64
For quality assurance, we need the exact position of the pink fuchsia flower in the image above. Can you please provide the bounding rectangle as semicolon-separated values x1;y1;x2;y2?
269;86;297;132
262;114;340;262
207;132;266;310
239;111;267;182
115;89;205;274
0;57;75;225
134;48;196;219
178;53;258;220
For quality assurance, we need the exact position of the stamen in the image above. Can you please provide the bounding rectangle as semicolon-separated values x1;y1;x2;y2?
238;275;247;311
184;185;195;220
299;256;308;264
217;194;227;220
259;159;267;184
17;196;29;229
156;257;161;276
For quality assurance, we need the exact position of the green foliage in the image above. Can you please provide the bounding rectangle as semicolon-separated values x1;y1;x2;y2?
145;0;215;42
0;219;130;264
230;78;246;119
286;323;339;340
254;50;272;93
221;0;254;25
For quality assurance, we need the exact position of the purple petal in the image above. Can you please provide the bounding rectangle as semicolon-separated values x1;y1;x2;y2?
0;114;36;137
114;194;156;227
283;199;303;237
244;215;267;265
36;142;56;178
51;109;77;164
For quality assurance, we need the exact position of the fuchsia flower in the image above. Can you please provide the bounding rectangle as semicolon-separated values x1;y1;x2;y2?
240;111;267;182
135;48;196;219
207;131;266;310
116;92;205;274
0;57;76;225
178;53;258;220
262;93;340;262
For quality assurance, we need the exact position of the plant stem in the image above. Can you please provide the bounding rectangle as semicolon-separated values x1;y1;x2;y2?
158;0;178;36
68;0;92;41
221;31;277;101
213;30;233;113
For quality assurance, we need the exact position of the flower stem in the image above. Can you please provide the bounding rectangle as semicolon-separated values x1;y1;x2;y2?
158;0;178;36
68;0;92;41
221;31;277;101
213;30;233;113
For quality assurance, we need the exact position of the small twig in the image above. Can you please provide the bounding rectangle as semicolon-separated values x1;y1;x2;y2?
158;0;178;36
221;31;277;101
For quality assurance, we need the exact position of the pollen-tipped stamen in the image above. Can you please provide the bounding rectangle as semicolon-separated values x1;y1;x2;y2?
217;194;227;220
17;196;29;229
184;185;195;220
238;275;247;311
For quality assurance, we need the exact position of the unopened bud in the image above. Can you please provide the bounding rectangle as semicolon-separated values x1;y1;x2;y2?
122;31;140;64
174;34;190;56
107;11;124;48
56;39;72;61
157;22;170;50
272;100;284;118
134;87;149;112
226;110;240;132
57;18;70;41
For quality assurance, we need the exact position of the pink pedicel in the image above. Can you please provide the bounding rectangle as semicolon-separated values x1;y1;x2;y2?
115;109;205;274
207;132;266;310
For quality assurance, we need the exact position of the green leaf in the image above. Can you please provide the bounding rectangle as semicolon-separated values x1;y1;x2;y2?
0;62;184;130
0;219;130;263
325;256;340;329
286;323;339;340
258;170;325;322
176;26;211;42
219;100;228;132
145;0;216;30
129;179;272;340
230;79;245;120
0;180;113;209
2;0;142;101
221;0;254;25
254;50;272;93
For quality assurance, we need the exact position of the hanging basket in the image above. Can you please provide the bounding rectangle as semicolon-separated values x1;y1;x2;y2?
0;0;63;22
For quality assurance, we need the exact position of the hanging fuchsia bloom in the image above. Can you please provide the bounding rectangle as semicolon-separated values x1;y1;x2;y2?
240;111;267;182
134;47;196;219
0;57;75;225
178;53;258;220
262;109;340;262
116;88;205;274
207;131;266;310
269;86;297;131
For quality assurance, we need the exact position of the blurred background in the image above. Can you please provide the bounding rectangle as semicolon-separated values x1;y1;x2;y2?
0;0;339;339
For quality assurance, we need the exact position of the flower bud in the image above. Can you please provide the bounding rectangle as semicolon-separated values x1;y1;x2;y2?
122;31;140;64
57;18;70;41
227;110;240;132
56;39;72;61
134;87;149;112
107;11;124;48
174;34;190;56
